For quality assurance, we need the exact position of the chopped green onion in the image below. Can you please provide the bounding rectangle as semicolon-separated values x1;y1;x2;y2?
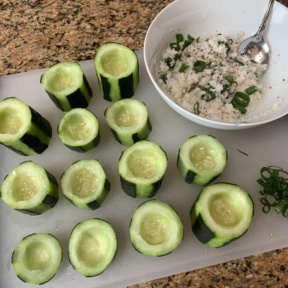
160;74;168;84
170;42;181;51
198;85;216;102
225;75;235;83
182;34;195;50
231;103;247;114
174;54;181;61
164;57;174;69
257;166;288;217
232;92;250;107
201;92;216;102
170;34;196;51
176;33;184;43
221;84;229;94
234;58;245;66
179;64;189;73
193;102;200;114
245;85;258;95
218;39;233;53
193;61;206;73
187;34;194;42
188;85;197;93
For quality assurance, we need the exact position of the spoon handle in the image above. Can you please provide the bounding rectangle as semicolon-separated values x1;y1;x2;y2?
256;0;275;36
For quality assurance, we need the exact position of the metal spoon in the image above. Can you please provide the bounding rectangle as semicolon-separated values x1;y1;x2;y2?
237;0;275;65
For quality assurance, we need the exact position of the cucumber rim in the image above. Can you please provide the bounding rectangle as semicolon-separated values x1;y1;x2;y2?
129;199;184;256
177;134;227;185
0;97;31;142
104;98;152;146
119;140;168;185
40;62;84;97
68;218;117;276
57;108;100;150
60;159;110;210
12;233;62;285
94;42;138;79
1;161;58;213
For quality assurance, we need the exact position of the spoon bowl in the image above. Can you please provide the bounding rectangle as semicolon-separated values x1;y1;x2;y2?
237;0;274;65
237;34;270;65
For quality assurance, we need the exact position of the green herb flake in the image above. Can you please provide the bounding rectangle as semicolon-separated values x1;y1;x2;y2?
193;61;206;73
237;149;248;156
234;58;245;66
176;33;184;43
179;64;189;73
193;102;200;114
160;74;168;84
245;85;258;95
164;57;174;69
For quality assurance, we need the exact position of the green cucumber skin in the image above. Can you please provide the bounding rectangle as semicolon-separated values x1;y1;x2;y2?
95;45;140;102
41;73;93;112
182;167;224;186
87;179;111;210
120;175;163;198
100;73;137;102
177;134;228;186
190;183;254;248
191;210;250;248
0;101;52;156
16;167;58;216
62;132;100;153
0;162;59;215
110;118;152;146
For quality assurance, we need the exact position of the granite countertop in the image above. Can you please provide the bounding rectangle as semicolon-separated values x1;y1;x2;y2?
1;0;288;287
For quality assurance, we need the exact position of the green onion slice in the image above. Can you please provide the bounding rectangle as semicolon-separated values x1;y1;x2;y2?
245;85;258;95
232;92;250;107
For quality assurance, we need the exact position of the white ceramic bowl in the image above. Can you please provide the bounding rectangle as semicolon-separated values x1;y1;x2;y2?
144;0;288;129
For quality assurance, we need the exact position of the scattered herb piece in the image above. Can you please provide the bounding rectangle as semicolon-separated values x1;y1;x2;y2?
232;92;250;107
237;149;248;156
193;61;206;73
245;85;258;95
234;58;245;66
257;166;288;217
176;33;184;43
182;34;195;50
164;57;174;69
160;74;168;84
179;64;189;73
198;85;216;102
193;102;200;114
231;92;250;114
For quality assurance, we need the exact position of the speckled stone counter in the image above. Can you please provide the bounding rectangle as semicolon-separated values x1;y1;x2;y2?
1;1;288;287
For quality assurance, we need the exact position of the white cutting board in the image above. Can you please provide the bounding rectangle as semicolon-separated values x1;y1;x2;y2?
1;52;288;288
